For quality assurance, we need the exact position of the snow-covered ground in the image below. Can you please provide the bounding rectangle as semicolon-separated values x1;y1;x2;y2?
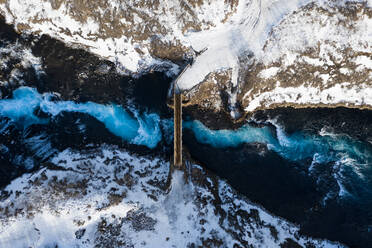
175;0;319;90
0;146;343;247
240;1;372;112
245;83;372;112
0;0;236;74
1;0;371;112
0;40;43;88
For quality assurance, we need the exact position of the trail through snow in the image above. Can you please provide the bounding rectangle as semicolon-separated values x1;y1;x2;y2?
176;0;314;91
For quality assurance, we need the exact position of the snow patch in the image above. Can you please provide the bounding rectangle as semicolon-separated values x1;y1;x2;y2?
0;146;343;248
176;0;316;90
340;67;352;75
245;83;372;112
258;67;281;79
353;55;372;70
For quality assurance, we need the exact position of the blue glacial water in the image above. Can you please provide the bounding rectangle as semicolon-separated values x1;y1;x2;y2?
185;120;372;199
185;120;372;165
0;87;162;148
1;86;371;247
1;87;372;198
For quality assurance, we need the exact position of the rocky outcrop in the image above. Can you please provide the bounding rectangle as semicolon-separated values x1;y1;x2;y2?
239;2;372;113
182;69;244;129
0;0;238;73
0;17;174;118
1;0;372;117
253;107;372;144
0;145;342;247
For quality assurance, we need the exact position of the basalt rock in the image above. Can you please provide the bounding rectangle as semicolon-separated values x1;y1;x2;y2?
253;107;372;143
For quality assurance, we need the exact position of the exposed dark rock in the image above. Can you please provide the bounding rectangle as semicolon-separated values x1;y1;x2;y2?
75;228;86;239
95;218;132;248
1;10;372;248
0;16;18;42
253;107;372;142
0;118;38;188
183;104;242;130
183;129;322;224
280;238;302;248
0;17;41;98
31;34;127;104
124;209;157;232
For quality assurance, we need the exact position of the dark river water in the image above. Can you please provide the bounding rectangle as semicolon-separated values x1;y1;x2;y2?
0;68;372;247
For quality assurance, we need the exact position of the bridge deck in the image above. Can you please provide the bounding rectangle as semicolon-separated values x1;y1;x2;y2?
173;92;182;169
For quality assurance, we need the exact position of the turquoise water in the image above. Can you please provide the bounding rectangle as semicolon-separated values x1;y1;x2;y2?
1;87;372;198
1;86;371;247
2;87;371;165
185;120;372;165
0;87;162;148
186;120;372;198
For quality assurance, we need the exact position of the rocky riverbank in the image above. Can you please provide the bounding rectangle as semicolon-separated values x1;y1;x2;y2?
1;12;372;247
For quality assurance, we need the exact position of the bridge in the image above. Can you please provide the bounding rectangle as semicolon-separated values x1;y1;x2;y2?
172;64;190;169
173;91;182;169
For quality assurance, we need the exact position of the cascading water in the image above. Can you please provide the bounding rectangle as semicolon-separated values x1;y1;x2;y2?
185;120;372;199
0;87;163;148
1;86;372;246
1;87;372;200
185;120;372;165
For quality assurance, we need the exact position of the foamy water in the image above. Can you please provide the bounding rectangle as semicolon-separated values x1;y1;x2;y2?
0;87;162;148
1;87;372;199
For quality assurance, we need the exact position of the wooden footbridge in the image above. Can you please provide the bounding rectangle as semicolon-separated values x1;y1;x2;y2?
173;90;182;169
172;64;190;170
172;48;208;170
